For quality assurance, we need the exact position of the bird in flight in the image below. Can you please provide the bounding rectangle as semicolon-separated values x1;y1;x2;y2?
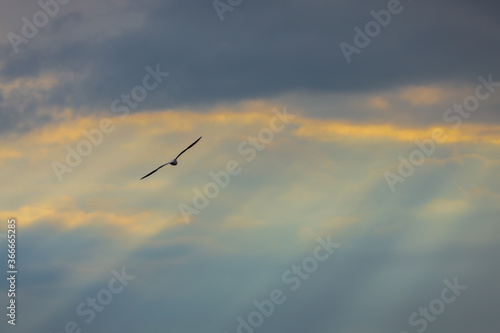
140;136;202;180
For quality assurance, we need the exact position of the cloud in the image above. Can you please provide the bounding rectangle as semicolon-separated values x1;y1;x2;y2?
2;101;499;333
294;118;500;144
0;0;499;133
399;86;452;106
3;102;498;244
1;1;500;332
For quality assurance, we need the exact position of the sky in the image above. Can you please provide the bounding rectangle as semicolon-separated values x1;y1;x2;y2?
0;0;500;332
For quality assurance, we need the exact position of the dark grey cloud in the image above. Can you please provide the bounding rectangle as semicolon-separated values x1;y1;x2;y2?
0;0;499;133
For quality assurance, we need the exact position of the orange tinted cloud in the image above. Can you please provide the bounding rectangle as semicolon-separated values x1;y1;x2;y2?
0;196;183;235
26;101;278;146
294;118;500;144
0;147;22;159
399;86;445;106
5;101;500;234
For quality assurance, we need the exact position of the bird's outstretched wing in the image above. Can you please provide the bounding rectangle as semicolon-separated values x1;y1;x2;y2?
140;162;171;180
175;136;202;160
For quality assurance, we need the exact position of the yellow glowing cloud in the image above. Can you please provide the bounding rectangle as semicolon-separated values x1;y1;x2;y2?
125;102;278;130
0;196;184;236
361;83;471;108
0;147;22;159
23;98;500;151
4;100;500;235
25;100;280;147
293;118;500;145
367;96;389;110
321;216;360;233
37;117;101;144
399;86;445;106
0;71;70;97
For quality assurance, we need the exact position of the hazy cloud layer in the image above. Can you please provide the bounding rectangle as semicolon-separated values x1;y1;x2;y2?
1;106;499;332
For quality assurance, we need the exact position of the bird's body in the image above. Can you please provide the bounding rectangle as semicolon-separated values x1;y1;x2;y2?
140;136;201;179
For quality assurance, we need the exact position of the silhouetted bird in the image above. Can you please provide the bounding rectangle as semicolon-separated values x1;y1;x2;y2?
140;136;202;180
